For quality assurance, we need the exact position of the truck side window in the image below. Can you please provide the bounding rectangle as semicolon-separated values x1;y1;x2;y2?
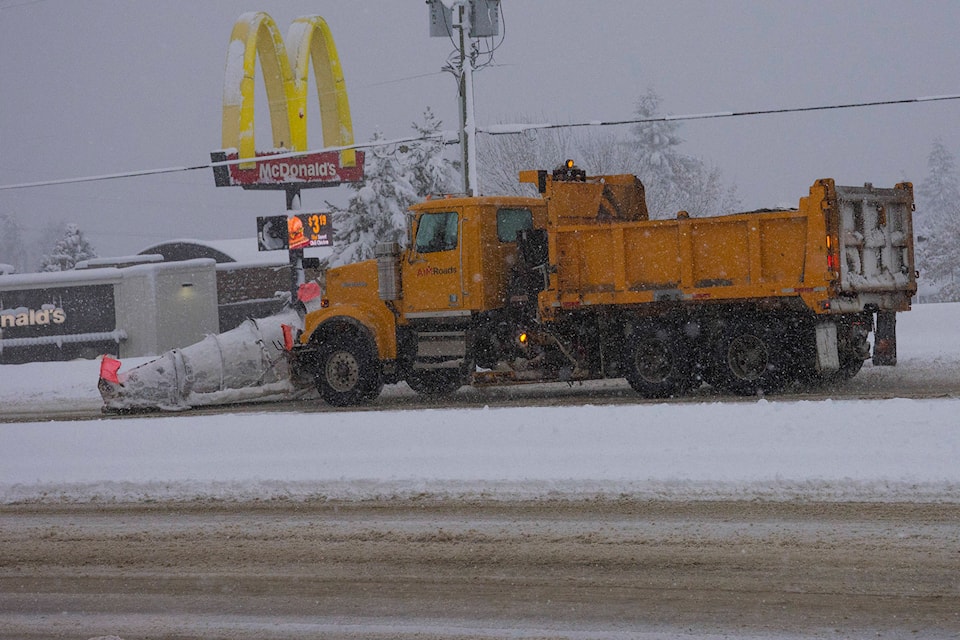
497;208;534;242
415;211;459;253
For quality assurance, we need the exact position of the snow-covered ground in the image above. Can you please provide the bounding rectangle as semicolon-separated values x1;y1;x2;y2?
2;303;959;504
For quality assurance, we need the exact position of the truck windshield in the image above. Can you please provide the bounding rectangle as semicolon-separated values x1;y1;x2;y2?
497;208;533;242
415;211;459;253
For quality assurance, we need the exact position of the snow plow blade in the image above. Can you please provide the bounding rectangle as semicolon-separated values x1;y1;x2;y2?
99;308;308;412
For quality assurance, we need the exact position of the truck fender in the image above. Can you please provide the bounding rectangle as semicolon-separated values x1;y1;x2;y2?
302;305;397;360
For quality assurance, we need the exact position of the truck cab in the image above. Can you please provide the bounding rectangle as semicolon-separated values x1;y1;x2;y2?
399;196;547;315
297;194;547;405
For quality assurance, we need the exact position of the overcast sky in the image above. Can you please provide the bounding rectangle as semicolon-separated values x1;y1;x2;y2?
2;0;959;258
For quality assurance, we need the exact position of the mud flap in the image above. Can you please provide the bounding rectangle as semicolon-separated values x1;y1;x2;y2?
816;321;840;374
873;311;897;366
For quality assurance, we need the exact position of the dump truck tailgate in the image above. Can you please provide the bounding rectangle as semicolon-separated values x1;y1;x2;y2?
834;183;916;300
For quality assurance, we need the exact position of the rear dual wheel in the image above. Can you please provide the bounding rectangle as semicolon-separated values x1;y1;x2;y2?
711;321;791;395
624;325;695;398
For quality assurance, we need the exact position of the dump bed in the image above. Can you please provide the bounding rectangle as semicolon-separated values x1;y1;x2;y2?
535;177;916;317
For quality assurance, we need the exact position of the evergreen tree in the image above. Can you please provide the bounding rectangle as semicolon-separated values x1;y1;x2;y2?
916;139;960;237
323;108;458;268
631;89;685;180
629;89;739;217
38;223;97;272
406;107;459;198
917;139;960;301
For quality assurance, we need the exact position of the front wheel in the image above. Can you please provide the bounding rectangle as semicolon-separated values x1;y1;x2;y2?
314;338;383;407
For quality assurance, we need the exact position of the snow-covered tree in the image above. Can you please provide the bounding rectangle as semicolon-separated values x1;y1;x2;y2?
478;124;642;197
917;139;960;237
572;130;642;177
38;223;97;272
628;89;739;217
630;90;685;179
0;212;29;274
477;89;738;216
916;139;960;301
663;158;741;219
478;122;580;196
406;107;459;198
323;108;458;268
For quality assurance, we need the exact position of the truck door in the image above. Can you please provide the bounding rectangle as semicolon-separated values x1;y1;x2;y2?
403;210;465;314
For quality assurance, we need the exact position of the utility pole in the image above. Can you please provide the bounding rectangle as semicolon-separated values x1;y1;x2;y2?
455;3;478;196
429;0;499;197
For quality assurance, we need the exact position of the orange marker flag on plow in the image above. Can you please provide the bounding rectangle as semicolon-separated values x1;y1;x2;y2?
99;355;122;384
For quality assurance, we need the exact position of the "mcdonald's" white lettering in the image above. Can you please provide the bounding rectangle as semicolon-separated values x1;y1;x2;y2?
0;308;67;328
259;161;339;181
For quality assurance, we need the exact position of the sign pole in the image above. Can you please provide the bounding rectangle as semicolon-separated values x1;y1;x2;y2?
286;187;304;298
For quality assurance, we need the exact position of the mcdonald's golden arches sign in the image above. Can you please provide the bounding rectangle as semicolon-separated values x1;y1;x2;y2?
212;12;364;189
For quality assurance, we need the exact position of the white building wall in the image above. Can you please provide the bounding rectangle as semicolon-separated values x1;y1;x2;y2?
116;259;218;358
154;260;219;354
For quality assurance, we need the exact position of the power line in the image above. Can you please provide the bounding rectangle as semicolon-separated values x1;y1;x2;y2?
0;132;453;192
480;94;960;135
1;93;958;192
354;70;448;89
0;0;49;10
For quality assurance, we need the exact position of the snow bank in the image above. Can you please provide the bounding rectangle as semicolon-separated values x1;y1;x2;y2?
1;302;959;505
2;398;959;504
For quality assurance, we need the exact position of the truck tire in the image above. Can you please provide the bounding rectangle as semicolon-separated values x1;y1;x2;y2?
838;350;866;379
624;325;694;398
712;321;789;395
314;335;383;407
405;368;465;397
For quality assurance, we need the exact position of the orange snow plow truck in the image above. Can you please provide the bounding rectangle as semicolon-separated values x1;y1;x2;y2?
291;163;917;405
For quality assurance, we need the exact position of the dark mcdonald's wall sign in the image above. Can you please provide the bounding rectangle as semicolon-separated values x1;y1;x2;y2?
0;285;117;364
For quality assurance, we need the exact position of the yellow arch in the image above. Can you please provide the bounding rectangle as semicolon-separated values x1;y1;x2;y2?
287;16;356;167
221;12;355;169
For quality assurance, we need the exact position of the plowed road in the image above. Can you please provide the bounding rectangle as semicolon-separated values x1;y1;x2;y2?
2;501;959;639
6;360;959;422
